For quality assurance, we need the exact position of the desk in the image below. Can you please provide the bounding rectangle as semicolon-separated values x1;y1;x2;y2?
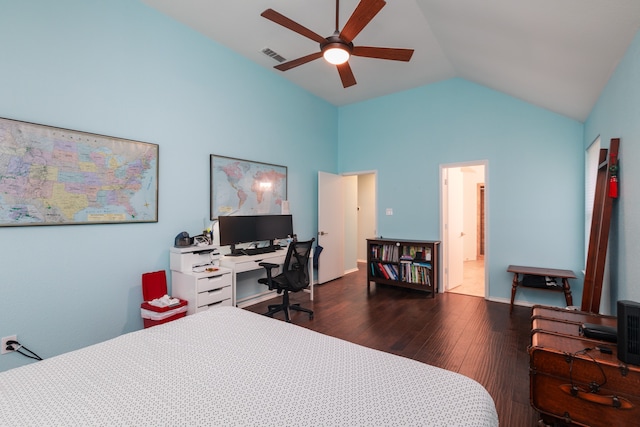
220;249;313;308
508;265;575;313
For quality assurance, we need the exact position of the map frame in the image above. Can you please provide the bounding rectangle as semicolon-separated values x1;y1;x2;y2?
210;154;287;219
0;117;159;226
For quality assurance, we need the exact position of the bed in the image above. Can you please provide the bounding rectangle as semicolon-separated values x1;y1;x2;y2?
0;307;498;426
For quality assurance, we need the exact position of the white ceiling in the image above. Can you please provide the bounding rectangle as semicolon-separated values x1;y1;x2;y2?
141;0;640;122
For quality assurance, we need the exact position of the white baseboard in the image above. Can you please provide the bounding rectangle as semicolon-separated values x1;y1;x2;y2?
485;296;511;305
236;290;277;308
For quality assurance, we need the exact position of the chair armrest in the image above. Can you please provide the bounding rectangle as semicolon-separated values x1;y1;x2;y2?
258;262;279;270
258;262;279;290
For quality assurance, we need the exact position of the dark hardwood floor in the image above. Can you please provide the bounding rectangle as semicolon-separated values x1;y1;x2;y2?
246;263;540;426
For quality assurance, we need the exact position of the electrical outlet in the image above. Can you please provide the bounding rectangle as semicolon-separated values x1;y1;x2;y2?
1;335;17;355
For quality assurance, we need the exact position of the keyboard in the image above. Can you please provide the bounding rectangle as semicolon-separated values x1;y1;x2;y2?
243;246;277;256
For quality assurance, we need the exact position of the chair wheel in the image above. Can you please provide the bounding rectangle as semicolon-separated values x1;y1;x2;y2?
309;314;314;320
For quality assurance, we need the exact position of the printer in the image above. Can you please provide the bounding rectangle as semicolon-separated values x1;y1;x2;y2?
169;244;221;273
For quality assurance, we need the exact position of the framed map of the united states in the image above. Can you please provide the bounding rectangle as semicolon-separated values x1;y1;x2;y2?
0;117;158;226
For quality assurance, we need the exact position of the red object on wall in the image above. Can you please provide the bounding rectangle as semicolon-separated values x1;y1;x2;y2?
609;176;618;198
608;148;619;199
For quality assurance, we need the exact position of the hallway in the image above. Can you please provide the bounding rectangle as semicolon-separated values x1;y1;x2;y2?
447;259;485;297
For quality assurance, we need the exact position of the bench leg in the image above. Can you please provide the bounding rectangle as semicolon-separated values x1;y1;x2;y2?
510;272;519;314
562;278;573;307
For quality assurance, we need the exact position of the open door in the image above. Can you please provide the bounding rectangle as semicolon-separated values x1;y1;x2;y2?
444;167;464;291
317;171;345;283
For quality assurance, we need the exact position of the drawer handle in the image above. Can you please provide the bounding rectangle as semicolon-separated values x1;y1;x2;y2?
559;384;634;409
207;288;222;294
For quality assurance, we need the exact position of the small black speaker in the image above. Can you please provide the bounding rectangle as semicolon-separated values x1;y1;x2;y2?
617;300;640;365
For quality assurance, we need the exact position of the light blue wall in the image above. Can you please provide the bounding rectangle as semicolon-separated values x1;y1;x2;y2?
585;30;640;312
0;0;337;371
338;78;585;304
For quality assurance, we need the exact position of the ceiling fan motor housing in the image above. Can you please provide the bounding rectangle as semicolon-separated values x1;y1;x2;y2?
320;34;354;55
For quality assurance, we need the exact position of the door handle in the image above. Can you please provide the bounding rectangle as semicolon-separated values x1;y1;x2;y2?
318;231;328;236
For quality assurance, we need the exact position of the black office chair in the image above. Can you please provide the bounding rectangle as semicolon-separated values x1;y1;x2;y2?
258;238;315;323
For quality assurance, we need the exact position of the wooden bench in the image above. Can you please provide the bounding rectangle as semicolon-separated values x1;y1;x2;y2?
507;265;575;313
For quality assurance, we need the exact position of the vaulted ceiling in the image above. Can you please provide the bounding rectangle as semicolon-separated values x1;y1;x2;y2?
142;0;640;122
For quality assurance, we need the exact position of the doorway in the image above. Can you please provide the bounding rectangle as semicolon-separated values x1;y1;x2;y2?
440;162;487;298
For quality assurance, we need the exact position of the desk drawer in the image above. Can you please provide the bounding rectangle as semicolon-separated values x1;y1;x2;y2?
198;284;232;307
232;255;286;273
195;273;231;293
195;298;232;312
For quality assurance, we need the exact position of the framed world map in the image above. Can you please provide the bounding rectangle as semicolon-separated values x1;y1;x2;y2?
210;155;287;219
0;117;158;226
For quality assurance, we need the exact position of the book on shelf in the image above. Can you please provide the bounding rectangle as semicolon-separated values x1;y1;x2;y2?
385;264;399;280
371;244;400;262
377;262;390;279
413;261;432;269
400;262;432;285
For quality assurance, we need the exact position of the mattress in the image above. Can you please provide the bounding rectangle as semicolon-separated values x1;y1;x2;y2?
0;307;498;426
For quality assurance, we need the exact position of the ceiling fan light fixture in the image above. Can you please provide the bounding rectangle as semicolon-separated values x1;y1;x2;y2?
323;44;350;65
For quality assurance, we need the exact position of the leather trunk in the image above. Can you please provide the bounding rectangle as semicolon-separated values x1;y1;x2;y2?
529;305;640;426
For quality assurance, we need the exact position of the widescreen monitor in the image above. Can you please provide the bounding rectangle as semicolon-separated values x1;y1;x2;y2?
256;214;293;242
218;214;293;248
218;215;257;247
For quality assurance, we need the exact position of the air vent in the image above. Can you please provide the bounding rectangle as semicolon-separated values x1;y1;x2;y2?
261;47;286;63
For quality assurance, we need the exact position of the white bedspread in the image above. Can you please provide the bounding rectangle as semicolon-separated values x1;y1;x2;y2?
0;307;498;426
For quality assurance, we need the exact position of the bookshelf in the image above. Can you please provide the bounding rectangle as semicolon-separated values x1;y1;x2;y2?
367;238;440;297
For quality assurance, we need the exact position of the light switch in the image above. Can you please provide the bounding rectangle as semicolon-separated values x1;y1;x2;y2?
386;208;393;216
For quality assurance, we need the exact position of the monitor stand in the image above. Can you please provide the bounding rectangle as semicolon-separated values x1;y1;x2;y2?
226;244;244;257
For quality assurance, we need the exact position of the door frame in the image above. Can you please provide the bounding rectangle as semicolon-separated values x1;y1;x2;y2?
439;160;489;297
341;170;378;273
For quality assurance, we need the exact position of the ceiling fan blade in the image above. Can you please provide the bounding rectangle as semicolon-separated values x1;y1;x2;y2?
337;62;357;88
339;0;386;43
261;9;326;44
352;46;414;62
275;52;323;71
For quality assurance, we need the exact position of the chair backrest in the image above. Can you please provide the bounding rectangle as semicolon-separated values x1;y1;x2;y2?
281;238;315;291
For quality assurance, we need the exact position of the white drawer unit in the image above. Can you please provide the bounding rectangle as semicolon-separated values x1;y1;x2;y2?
171;269;232;315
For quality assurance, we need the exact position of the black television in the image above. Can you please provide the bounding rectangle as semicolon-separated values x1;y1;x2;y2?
218;214;293;255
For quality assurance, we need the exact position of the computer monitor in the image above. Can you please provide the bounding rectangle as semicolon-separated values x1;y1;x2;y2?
218;214;293;254
256;214;293;244
218;215;258;248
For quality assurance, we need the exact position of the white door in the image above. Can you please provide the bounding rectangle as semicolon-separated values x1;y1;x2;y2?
318;171;345;284
445;167;464;290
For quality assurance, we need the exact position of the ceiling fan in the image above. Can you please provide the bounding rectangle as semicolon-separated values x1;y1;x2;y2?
261;0;414;88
